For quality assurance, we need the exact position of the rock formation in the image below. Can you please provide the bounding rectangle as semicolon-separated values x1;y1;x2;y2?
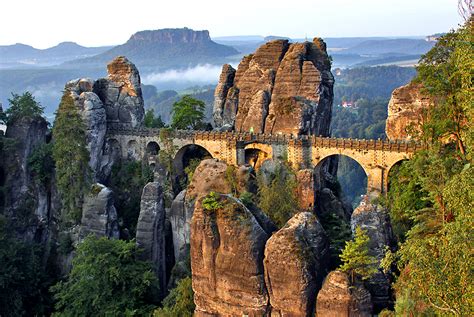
2;115;54;241
386;82;432;141
191;194;269;316
167;189;191;261
94;56;145;129
264;212;329;316
316;270;372;317
80;183;119;239
351;196;395;311
65;56;145;182
136;182;167;292
213;38;334;136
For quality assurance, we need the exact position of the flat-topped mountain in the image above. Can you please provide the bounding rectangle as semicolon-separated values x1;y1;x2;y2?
69;28;239;69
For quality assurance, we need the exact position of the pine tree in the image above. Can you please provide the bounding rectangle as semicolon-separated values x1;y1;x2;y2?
52;92;91;225
339;226;378;283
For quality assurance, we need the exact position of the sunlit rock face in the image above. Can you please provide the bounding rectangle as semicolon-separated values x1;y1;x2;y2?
386;82;432;141
264;212;329;316
213;38;334;136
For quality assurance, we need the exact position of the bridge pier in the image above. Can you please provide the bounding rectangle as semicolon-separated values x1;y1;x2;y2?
366;167;388;197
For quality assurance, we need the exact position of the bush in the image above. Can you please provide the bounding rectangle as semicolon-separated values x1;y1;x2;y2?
202;192;223;212
28;143;54;186
154;277;194;317
51;236;158;316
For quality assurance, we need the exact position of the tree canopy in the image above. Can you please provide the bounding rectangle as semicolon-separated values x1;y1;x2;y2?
51;236;158;316
4;92;44;124
52;92;91;225
171;95;206;130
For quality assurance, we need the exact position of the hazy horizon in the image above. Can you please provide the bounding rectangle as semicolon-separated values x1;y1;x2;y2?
1;0;462;49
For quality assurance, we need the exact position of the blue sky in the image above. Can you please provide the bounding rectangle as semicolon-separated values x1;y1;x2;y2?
1;0;463;48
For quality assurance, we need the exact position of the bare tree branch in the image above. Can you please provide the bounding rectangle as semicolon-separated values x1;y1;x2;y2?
458;0;473;21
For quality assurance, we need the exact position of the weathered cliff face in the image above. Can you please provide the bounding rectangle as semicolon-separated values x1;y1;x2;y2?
2;116;55;241
316;270;372;317
94;56;145;129
351;196;395;311
80;183;119;239
191;194;269;316
66;78;107;181
213;38;334;136
264;212;329;316
136;182;167;292
386;82;432;141
65;56;145;182
167;189;191;262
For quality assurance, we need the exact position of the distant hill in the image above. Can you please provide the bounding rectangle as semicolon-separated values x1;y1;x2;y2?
69;28;240;69
338;39;434;55
0;42;111;68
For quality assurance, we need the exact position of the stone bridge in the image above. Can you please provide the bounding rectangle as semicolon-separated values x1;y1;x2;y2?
105;126;423;195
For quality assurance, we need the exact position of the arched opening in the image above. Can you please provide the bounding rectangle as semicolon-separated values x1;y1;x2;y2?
315;155;368;210
245;149;270;170
386;159;408;193
173;144;213;191
146;141;160;156
127;140;139;160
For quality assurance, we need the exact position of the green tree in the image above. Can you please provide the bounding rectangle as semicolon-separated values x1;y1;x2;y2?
386;21;473;315
144;109;166;128
171;95;205;130
154;277;195;317
51;236;158;316
5;92;44;124
52;92;91;225
339;226;378;283
28;143;55;186
257;163;299;227
0;215;53;316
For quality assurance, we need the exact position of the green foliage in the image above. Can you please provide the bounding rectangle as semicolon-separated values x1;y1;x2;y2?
52;92;91;225
27;143;55;186
109;160;153;238
339;226;378;283
225;165;238;195
0;215;54;316
184;158;201;186
51;236;158;316
386;22;474;315
257;163;298;227
5;92;45;124
154;277;195;317
202;191;223;212
238;191;255;209
171;95;206;130
144;108;166;128
57;232;74;255
319;212;352;268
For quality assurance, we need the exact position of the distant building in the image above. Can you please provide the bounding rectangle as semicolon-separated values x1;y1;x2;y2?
334;68;342;76
341;101;357;108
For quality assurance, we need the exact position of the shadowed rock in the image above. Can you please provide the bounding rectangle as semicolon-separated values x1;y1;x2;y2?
316;270;372;317
136;182;166;292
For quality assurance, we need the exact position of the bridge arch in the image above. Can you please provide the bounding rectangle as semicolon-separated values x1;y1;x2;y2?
173;144;213;182
314;154;368;207
244;142;272;170
146;141;160;156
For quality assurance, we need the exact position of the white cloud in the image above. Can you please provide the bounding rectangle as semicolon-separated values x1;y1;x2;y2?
142;64;224;85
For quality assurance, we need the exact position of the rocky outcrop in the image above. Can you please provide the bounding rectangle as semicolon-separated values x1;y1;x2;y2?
213;38;334;136
2;115;53;240
264;212;329;316
65;56;145;182
80;183;119;239
351;196;395;312
191;194;269;316
316;270;372;317
136;182;167;292
94;56;145;129
167;189;191;261
386;82;432;141
297;169;316;210
66;78;107;180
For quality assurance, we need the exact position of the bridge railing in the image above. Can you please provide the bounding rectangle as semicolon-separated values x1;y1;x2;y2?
106;125;423;153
